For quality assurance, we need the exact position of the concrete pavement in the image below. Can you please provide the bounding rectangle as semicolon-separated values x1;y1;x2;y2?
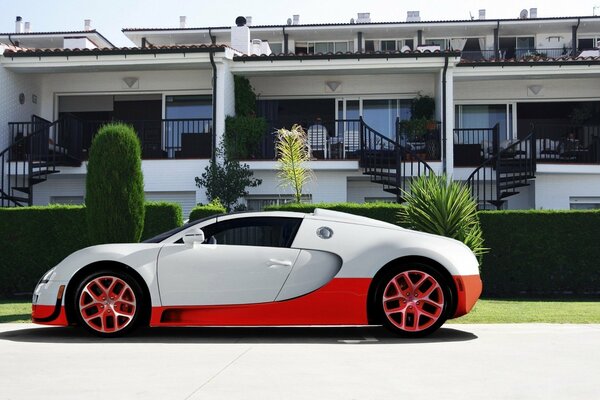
0;323;599;399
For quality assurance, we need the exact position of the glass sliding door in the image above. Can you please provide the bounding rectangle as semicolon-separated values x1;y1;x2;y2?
164;95;213;158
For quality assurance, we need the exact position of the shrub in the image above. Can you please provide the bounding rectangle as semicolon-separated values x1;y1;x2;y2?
141;202;183;240
189;201;226;222
0;203;183;297
234;75;257;117
194;150;262;212
224;115;268;159
398;174;487;261
479;210;600;297
276;125;312;203
266;202;405;225
86;123;145;244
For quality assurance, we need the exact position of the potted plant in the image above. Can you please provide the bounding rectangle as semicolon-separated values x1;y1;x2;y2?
411;94;436;129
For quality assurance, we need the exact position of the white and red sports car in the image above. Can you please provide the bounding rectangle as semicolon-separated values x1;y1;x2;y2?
32;209;482;337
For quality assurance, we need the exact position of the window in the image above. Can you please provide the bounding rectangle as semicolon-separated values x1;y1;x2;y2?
202;217;302;248
364;39;414;52
425;39;449;50
269;42;283;54
165;95;212;120
455;104;514;141
570;197;600;210
578;37;600;50
295;41;353;54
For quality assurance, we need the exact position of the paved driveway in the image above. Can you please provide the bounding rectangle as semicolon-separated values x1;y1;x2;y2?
0;323;598;400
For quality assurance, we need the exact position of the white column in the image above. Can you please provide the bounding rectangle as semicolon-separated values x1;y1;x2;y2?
444;65;455;178
214;60;235;154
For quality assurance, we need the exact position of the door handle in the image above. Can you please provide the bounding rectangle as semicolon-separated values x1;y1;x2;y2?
268;259;292;268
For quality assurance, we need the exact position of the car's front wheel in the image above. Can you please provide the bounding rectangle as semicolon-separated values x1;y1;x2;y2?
74;270;144;337
377;265;451;337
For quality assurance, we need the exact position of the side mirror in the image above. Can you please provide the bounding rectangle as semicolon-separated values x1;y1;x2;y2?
183;228;205;245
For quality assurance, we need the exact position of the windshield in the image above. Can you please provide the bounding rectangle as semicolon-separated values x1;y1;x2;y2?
142;214;221;243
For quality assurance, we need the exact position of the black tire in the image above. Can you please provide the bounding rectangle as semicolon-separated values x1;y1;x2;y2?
376;264;452;338
74;269;145;337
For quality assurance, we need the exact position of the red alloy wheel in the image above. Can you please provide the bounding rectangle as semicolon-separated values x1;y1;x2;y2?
78;275;138;334
382;269;445;333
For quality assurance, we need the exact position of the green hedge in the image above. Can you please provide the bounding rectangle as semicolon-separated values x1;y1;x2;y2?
267;203;600;298
142;202;183;241
479;210;600;297
0;203;182;297
189;203;226;222
265;202;405;226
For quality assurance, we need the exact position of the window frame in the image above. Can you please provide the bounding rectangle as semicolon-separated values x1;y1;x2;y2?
201;216;302;248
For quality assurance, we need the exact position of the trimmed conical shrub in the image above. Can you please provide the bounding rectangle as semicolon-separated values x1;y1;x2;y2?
86;123;145;244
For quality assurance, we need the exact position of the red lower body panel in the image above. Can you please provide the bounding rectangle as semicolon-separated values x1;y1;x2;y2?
32;304;69;326
452;275;483;318
151;278;372;327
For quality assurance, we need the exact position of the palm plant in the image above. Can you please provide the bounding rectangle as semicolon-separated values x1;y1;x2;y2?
398;174;487;262
276;125;312;203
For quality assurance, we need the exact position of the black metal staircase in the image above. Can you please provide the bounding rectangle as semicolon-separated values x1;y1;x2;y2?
466;125;536;209
359;118;434;202
1;115;82;207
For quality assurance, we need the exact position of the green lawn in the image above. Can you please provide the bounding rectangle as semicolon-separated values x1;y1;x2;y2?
448;299;600;324
1;299;599;324
0;300;31;323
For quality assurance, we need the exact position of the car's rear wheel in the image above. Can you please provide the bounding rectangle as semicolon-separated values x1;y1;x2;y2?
377;265;451;337
74;270;143;337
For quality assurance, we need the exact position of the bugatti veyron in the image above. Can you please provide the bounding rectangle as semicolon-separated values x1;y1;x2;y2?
32;209;482;337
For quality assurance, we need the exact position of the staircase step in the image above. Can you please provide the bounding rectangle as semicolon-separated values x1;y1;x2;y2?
498;182;530;191
497;175;535;183
5;195;29;203
383;188;403;197
12;187;30;194
499;191;520;199
30;170;59;178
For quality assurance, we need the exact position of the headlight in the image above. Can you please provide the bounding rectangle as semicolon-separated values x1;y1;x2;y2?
39;267;57;284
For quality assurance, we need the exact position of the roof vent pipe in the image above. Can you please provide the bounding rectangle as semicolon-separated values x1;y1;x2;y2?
530;8;538;18
179;16;186;28
479;9;486;20
245;16;252;26
24;22;31;33
292;15;300;25
15;16;23;33
286;18;292;25
84;19;92;31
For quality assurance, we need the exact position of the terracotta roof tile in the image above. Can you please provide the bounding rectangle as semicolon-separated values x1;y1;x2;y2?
3;44;228;57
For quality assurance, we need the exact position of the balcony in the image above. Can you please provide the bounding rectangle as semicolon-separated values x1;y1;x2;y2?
461;47;574;62
7;115;213;162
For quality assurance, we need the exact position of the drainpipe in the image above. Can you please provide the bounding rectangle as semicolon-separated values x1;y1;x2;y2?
208;28;216;45
493;20;500;59
7;33;16;47
283;26;289;53
571;18;580;56
357;31;363;52
209;51;217;163
442;55;449;174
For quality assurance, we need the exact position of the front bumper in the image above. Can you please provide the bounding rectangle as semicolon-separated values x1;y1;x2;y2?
32;281;69;326
452;275;483;318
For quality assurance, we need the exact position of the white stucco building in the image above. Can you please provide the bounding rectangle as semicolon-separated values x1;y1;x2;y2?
1;10;600;216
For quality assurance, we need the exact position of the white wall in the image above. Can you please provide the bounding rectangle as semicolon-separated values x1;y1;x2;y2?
39;69;213;119
249;73;436;98
455;77;600;102
535;172;600;209
0;64;42;152
347;179;396;203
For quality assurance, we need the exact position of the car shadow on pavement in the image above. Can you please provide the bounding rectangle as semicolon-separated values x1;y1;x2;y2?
0;325;477;344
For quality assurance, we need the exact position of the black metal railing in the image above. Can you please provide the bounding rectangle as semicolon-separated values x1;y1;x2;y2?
2;116;60;206
461;47;573;62
62;116;213;159
396;119;442;161
246;119;363;160
531;123;600;164
465;124;536;209
361;118;433;200
453;127;498;167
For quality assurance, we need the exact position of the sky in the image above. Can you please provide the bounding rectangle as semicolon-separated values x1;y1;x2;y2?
0;0;599;47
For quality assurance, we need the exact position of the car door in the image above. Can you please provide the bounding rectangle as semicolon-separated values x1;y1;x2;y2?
157;216;302;306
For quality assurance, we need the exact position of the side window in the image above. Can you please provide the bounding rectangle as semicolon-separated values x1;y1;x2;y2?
202;217;301;248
